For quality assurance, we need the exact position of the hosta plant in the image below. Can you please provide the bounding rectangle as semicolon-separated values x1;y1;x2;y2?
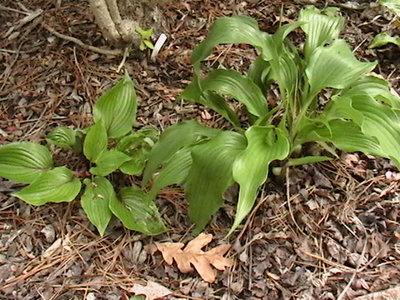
143;6;400;235
0;72;166;236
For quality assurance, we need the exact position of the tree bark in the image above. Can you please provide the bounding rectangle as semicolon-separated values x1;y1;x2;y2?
89;0;138;46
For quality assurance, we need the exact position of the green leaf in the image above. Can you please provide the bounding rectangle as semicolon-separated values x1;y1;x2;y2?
183;69;268;119
343;95;400;168
46;127;82;152
185;131;246;233
0;142;53;183
296;118;385;158
143;40;155;50
299;6;344;59
13;167;81;205
248;56;271;94
270;49;299;100
379;0;400;17
130;296;146;300
119;156;145;175
117;129;157;154
191;15;268;70
288;156;332;166
340;76;400;108
149;147;193;199
182;85;241;127
369;32;400;48
143;120;219;185
90;149;132;176
135;27;153;39
229;126;290;235
109;187;166;235
306;39;377;96
299;85;400;167
93;72;137;138
262;22;304;62
81;177;114;236
83;120;108;162
117;129;158;175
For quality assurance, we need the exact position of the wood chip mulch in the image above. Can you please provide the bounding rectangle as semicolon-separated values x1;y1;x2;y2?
0;1;399;299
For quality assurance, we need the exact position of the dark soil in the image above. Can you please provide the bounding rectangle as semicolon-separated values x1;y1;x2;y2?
1;1;399;299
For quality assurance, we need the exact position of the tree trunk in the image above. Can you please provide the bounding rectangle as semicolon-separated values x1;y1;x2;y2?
89;0;138;46
89;0;169;47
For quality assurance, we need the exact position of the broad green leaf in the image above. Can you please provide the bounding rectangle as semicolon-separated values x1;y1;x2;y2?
119;155;146;175
109;187;166;235
288;156;332;166
81;177;114;236
191;16;268;70
379;0;400;17
0;142;53;183
13;167;81;205
182;85;241;127
299;6;344;59
341;76;400;108
149;147;193;199
230;126;290;235
323;93;400;165
90;149;131;176
296;118;385;158
369;32;400;48
46;127;82;152
184;69;268;118
348;95;400;168
327;120;385;156
93;72;137;138
83;120;107;162
143;120;219;185
306;39;377;96
185;131;246;233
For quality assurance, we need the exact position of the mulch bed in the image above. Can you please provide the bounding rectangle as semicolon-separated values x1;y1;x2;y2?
0;0;399;299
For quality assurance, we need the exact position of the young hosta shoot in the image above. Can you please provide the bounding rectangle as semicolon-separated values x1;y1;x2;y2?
143;6;400;235
370;32;400;48
0;72;165;236
46;126;83;152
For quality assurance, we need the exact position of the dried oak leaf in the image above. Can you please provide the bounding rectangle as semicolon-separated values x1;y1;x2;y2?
155;233;233;283
129;281;172;300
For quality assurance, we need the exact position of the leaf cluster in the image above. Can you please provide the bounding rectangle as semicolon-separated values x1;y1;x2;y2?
135;27;155;51
0;72;165;236
142;6;400;235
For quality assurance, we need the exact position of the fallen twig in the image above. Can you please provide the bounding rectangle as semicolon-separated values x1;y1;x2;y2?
41;22;123;56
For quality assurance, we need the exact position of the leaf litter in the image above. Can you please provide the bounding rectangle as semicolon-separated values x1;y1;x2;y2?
155;233;233;283
128;281;172;300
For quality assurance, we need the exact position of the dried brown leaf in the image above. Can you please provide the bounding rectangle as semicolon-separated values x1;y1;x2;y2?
129;281;172;300
155;233;233;283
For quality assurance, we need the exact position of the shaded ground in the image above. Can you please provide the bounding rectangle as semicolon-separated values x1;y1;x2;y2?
1;0;400;299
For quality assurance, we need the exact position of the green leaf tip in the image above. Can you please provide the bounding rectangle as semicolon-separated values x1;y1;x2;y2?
13;167;81;205
81;177;114;236
0;142;54;183
93;73;137;138
109;187;166;235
